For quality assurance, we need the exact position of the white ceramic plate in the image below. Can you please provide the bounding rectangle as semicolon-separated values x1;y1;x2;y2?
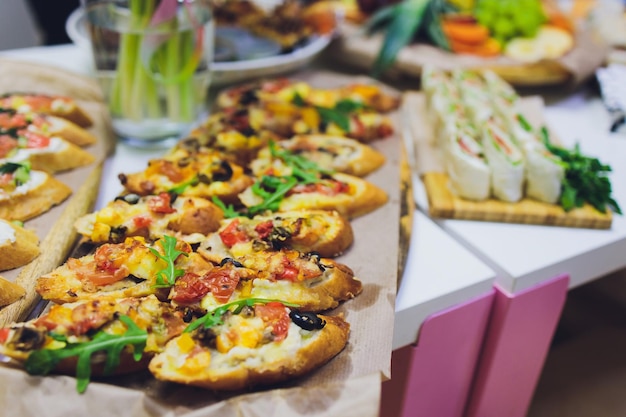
65;7;332;86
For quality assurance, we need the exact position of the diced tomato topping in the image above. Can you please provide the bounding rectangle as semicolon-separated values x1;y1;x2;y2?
132;215;153;229
148;192;176;214
0;135;18;158
261;78;291;93
276;264;299;281
0;328;10;343
0;112;27;130
22;130;50;149
67;256;130;286
0;173;14;188
288;180;349;196
351;116;365;136
155;160;186;183
255;302;289;341
254;221;274;240
172;268;240;304
219;219;249;248
377;122;394;138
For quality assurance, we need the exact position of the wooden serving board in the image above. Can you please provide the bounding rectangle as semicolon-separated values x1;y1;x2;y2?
328;22;607;87
423;172;612;229
0;58;115;326
403;91;614;229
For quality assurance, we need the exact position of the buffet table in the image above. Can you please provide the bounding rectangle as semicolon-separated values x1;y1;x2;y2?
2;43;625;417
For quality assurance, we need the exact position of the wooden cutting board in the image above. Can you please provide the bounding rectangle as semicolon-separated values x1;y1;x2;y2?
0;58;115;326
423;172;612;229
403;91;614;230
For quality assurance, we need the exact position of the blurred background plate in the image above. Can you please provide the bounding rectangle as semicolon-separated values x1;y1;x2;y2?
66;7;332;86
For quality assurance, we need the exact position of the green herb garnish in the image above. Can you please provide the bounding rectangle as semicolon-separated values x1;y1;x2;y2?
168;175;199;195
24;315;147;394
211;195;239;219
541;130;622;214
184;298;300;333
517;114;533;132
0;161;31;186
150;235;188;288
292;94;364;132
268;141;334;180
247;175;299;216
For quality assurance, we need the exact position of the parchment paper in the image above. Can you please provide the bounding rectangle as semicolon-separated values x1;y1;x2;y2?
0;65;402;416
328;22;609;87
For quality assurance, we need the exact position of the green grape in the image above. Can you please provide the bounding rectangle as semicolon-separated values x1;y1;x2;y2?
493;18;515;40
475;10;494;27
513;12;539;37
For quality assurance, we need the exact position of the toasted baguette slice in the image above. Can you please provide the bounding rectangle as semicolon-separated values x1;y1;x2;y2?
251;135;386;177
0;276;26;307
3;137;96;173
0;220;40;271
149;302;350;390
35;237;213;303
119;150;253;204
239;172;388;219
75;193;224;244
0;92;94;128
200;209;353;260
0;169;72;221
175;249;362;312
45;115;97;146
0;295;186;379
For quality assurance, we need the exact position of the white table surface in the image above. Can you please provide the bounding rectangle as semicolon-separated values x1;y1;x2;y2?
0;43;497;350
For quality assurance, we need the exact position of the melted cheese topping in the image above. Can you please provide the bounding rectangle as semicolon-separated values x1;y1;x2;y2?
0;170;47;201
5;137;68;163
0;220;16;245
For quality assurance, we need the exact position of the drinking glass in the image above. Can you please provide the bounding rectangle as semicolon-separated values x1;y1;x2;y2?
82;0;214;147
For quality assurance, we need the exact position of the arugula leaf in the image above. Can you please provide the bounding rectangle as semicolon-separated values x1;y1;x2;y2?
149;235;188;288
0;161;31;187
24;315;147;394
247;176;298;216
291;94;364;133
268;141;334;181
211;196;240;218
316;107;351;132
168;175;199;195
184;298;300;333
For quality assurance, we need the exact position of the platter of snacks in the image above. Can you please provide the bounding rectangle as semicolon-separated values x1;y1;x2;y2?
405;67;621;228
329;0;608;86
0;58;115;324
0;64;404;416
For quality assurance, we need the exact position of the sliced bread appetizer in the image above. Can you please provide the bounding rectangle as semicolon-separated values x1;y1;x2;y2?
0;92;94;128
0;161;72;221
0;219;39;271
149;300;350;390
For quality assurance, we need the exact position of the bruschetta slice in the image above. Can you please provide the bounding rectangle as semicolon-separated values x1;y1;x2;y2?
0;295;186;392
0;92;94;128
118;150;253;204
0;219;39;271
0;161;72;221
149;300;350;390
173;249;362;312
199;209;353;259
35;236;213;304
75;193;224;244
251;135;386;177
